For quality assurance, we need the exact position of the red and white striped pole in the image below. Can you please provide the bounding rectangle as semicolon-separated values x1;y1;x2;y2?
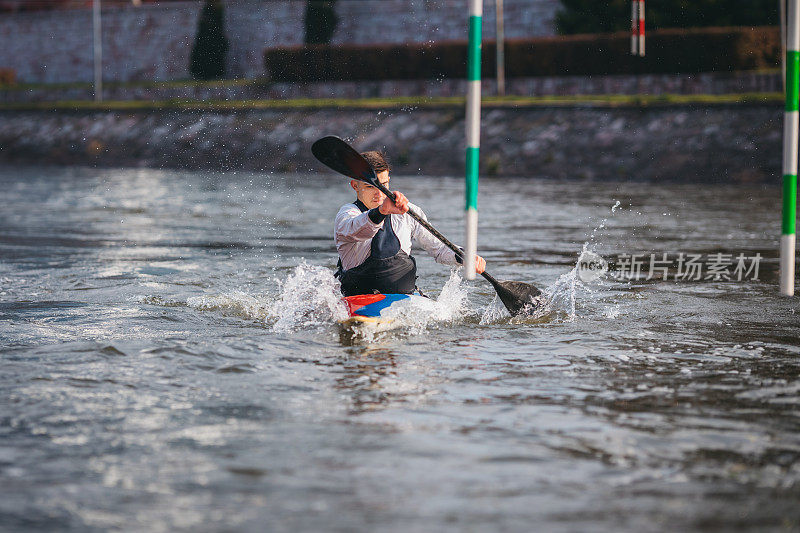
630;0;637;55
638;0;645;57
631;0;645;56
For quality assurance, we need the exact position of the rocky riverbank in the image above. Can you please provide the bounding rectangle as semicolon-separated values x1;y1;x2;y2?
0;104;783;182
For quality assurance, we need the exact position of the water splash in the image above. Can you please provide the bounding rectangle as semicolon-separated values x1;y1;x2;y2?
478;296;508;324
179;265;474;337
480;271;577;325
589;199;622;243
347;270;470;342
483;200;622;324
387;270;469;328
548;200;623;318
270;263;348;333
182;263;346;332
186;291;271;321
522;244;611;322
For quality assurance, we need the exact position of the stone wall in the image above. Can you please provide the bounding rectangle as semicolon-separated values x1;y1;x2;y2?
0;0;559;83
0;104;781;183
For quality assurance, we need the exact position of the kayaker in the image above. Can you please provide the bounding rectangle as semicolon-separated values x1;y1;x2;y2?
334;151;486;296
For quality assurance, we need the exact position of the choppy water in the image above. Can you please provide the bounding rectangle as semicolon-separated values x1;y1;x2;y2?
1;166;799;532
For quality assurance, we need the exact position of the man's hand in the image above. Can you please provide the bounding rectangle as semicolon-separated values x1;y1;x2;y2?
458;253;486;274
474;255;486;274
379;191;410;215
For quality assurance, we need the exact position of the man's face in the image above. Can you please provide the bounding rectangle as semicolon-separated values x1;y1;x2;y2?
351;170;390;210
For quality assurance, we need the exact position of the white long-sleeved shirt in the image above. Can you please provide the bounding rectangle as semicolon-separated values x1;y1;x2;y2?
334;202;459;271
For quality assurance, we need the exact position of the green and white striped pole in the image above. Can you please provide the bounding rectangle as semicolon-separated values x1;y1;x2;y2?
464;0;482;280
781;0;799;296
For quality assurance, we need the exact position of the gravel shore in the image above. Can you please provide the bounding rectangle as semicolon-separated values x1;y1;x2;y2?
0;104;782;182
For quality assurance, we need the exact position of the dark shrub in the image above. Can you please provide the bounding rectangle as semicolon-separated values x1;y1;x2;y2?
190;0;229;80
305;0;338;45
265;27;780;82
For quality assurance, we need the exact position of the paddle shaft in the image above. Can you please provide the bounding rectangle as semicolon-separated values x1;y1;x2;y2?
371;181;504;288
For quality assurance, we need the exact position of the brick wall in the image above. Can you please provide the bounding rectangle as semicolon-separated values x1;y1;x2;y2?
0;2;202;83
0;0;560;83
223;0;305;79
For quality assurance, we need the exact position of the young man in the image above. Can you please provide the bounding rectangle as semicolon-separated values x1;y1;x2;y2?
334;151;486;296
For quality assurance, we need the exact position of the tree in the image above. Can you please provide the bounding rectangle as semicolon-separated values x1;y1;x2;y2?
190;0;228;80
305;0;338;45
556;0;779;35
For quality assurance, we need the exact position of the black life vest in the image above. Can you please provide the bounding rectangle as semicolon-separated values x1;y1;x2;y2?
337;200;417;296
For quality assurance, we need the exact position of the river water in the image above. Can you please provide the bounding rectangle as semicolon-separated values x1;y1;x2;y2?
1;166;798;532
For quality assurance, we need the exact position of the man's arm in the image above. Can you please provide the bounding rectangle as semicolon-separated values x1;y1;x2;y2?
334;205;383;243
410;204;486;273
409;205;458;265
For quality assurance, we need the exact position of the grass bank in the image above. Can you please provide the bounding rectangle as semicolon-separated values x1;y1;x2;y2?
0;92;783;112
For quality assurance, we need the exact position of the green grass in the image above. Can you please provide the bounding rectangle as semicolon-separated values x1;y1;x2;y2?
0;92;783;111
0;68;784;92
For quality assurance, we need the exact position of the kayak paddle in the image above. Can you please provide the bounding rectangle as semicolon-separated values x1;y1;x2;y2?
311;135;542;316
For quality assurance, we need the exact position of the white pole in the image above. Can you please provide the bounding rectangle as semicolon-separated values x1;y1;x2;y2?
464;0;483;280
495;0;505;96
780;0;799;296
630;0;638;55
93;0;102;102
782;0;787;91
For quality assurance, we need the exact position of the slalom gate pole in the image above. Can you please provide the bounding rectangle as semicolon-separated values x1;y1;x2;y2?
638;0;645;56
464;0;482;280
631;0;638;55
781;0;799;296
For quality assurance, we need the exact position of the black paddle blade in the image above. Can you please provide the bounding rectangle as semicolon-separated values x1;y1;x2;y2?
493;280;543;316
311;136;378;185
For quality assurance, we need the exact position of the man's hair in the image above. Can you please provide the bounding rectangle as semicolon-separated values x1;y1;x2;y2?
360;151;390;173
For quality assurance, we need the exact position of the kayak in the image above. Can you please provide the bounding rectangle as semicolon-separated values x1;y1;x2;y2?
339;293;429;332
